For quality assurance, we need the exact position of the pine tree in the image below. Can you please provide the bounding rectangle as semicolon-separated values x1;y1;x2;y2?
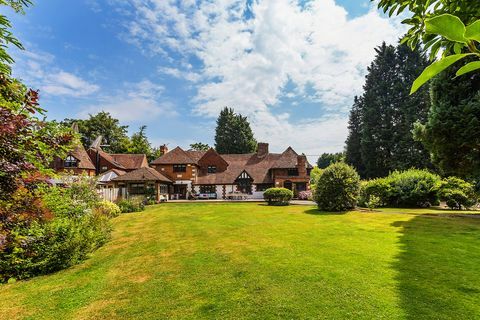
413;58;480;179
346;43;432;178
129;125;153;160
345;96;365;176
214;107;257;154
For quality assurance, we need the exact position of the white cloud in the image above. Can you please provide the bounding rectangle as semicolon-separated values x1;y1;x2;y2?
158;66;201;82
13;49;99;98
113;0;406;154
79;79;177;122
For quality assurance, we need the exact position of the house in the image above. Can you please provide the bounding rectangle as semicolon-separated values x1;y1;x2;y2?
150;143;312;200
52;145;96;176
110;166;171;202
87;136;149;174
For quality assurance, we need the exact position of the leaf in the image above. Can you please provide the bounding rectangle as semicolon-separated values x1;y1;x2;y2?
410;54;472;94
465;20;480;42
425;14;468;43
455;61;480;77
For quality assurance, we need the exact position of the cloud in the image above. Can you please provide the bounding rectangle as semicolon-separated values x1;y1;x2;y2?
13;49;99;98
112;0;406;154
79;79;177;122
158;66;201;82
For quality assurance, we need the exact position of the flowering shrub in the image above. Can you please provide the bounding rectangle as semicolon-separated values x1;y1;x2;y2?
95;201;121;218
297;190;312;200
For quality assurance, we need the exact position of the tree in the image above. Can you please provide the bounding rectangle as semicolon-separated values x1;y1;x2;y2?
129;125;153;160
345;96;365;175
189;142;210;151
214;107;257;154
316;152;344;169
413;58;480;179
376;1;480;92
347;43;431;178
63;112;131;153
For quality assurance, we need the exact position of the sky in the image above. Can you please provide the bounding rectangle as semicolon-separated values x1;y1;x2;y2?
4;0;406;163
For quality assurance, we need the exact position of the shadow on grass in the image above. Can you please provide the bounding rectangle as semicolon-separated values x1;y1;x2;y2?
392;215;480;319
303;208;348;215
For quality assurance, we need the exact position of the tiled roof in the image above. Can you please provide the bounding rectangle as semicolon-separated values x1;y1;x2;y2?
112;167;172;182
271;147;298;168
71;145;95;170
151;147;196;164
110;154;148;170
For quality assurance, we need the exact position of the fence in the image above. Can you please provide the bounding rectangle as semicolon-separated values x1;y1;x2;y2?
98;187;127;202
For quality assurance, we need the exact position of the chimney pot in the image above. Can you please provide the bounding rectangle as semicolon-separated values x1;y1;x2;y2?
159;144;169;155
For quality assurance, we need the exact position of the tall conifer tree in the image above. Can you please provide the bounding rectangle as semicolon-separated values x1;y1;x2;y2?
214;107;257;154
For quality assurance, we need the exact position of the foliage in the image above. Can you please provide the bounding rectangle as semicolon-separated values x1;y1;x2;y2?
413;58;480;179
359;169;441;208
316;152;344;169
0;75;74;200
118;198;145;213
0;178;112;282
376;1;480;92
314;162;360;212
214;107;257;154
63;112;131;153
436;177;477;209
309;167;323;189
94;201;121;218
128;125;154;160
263;188;293;206
347;43;431;178
367;195;382;210
0;0;32;73
297;190;312;201
189;142;210;151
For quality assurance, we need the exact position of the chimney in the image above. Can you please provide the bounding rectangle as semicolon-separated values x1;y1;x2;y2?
257;142;269;158
297;155;307;176
159;144;169;156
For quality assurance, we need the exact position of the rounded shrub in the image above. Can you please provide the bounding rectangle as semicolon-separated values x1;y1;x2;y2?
314;162;360;212
263;188;293;206
94;200;121;218
436;177;478;210
387;169;440;207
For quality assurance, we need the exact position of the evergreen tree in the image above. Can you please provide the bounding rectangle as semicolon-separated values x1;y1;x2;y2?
413;58;480;179
347;43;431;178
129;125;153;160
317;152;344;169
189;142;210;151
345;96;365;176
214;107;257;154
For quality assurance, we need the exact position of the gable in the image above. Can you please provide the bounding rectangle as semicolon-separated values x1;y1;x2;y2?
198;148;228;172
236;170;253;181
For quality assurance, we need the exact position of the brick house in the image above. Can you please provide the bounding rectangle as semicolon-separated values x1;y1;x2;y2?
151;143;312;199
52;144;96;176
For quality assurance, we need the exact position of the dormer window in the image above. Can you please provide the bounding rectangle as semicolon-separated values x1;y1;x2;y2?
173;164;187;172
64;155;78;168
207;165;217;173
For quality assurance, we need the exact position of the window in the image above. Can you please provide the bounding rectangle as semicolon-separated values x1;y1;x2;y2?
207;165;217;173
200;185;216;193
160;184;168;194
173;164;187;172
129;183;145;194
287;168;299;176
64;155;78;168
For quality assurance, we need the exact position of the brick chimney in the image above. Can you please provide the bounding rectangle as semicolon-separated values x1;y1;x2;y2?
257;142;269;158
159;144;169;156
297;155;307;176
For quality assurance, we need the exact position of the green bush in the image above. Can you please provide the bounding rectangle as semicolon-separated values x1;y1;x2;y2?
314;163;360;212
263;188;293;206
117;198;145;213
436;177;478;210
94;200;121;218
358;169;441;208
367;195;382;210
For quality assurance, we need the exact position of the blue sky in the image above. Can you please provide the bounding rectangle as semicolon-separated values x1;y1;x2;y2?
4;0;404;162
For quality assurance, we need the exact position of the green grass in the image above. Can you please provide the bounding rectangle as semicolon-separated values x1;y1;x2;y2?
1;203;480;319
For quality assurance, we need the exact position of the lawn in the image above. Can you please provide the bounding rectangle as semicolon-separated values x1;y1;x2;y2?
1;203;480;319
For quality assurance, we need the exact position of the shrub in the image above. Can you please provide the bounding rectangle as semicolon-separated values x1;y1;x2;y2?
314;163;360;212
118;198;145;213
367;195;381;210
94;201;121;218
436;177;478;210
358;169;441;208
263;188;293;206
297;190;312;201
